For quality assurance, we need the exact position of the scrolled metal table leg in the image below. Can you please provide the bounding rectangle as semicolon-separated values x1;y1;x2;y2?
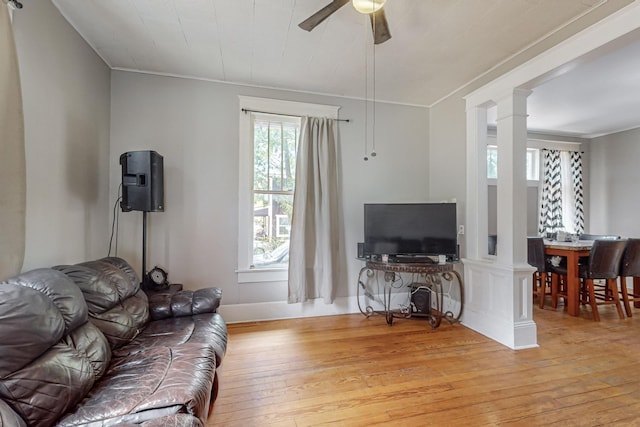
440;270;464;324
357;266;369;317
385;280;393;325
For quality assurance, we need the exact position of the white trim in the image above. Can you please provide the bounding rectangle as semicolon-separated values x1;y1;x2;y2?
236;268;287;283
526;139;582;152
112;68;429;108
218;295;362;323
237;96;340;283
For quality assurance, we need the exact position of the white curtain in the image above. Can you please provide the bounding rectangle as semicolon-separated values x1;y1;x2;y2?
288;117;340;303
0;4;26;280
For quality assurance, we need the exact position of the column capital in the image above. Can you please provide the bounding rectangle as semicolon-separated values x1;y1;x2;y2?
496;88;532;121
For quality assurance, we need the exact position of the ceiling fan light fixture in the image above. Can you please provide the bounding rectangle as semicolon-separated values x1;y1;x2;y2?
352;0;386;14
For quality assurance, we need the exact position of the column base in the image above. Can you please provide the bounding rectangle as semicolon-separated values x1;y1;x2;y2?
461;258;538;349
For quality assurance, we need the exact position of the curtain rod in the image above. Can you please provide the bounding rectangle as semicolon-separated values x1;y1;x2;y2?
241;108;350;123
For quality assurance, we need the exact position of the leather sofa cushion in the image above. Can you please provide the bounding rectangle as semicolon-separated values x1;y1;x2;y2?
148;287;222;320
113;313;227;366
53;262;150;349
97;256;142;287
57;343;216;426
0;269;111;427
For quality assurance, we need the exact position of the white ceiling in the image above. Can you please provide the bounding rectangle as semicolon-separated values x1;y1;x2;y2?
525;33;640;138
51;0;640;138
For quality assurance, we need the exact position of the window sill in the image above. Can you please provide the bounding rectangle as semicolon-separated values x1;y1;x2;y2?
236;268;288;283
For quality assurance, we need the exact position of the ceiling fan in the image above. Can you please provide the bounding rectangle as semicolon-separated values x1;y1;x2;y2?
298;0;391;45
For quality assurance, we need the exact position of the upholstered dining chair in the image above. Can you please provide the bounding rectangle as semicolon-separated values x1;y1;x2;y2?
578;239;627;321
528;237;551;308
547;254;568;310
619;238;640;317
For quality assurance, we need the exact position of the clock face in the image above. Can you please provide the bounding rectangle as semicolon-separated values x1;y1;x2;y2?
149;267;167;284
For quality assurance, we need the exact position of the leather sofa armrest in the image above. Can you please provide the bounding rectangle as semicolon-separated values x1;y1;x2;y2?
147;286;222;321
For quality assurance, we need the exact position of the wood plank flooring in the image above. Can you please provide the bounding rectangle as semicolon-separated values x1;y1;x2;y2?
208;305;640;426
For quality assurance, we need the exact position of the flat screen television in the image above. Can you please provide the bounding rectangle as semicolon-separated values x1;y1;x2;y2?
364;203;457;259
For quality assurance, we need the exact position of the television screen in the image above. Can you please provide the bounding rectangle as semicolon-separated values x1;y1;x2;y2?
364;203;457;258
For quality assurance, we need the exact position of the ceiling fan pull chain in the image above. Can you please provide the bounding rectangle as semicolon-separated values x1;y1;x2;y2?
364;15;369;161
371;19;377;158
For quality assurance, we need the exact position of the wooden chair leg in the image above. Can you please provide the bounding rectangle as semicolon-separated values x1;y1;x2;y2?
550;275;555;308
538;272;547;309
620;276;633;317
609;278;625;320
587;279;600;321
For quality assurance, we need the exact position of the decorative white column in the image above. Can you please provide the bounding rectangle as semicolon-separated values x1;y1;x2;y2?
496;88;537;348
496;88;531;265
465;105;488;260
463;89;537;350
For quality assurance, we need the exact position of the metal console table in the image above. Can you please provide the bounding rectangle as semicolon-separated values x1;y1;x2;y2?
357;260;464;328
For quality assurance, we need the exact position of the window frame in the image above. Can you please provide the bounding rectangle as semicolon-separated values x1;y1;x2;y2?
237;96;339;283
486;141;541;187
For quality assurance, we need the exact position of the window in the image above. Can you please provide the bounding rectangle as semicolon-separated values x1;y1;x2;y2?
251;114;300;268
526;148;540;181
487;146;498;179
487;145;540;181
237;96;339;283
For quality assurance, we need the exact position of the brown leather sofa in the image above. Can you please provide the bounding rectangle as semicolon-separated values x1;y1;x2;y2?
0;257;227;427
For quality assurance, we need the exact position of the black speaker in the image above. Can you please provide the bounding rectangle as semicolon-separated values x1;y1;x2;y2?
120;151;164;212
357;242;364;259
410;285;431;315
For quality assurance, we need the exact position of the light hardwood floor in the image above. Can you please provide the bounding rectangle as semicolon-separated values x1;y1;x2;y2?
209;305;640;426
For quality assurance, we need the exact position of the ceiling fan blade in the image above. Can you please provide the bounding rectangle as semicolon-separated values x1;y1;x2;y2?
298;0;350;32
370;8;391;45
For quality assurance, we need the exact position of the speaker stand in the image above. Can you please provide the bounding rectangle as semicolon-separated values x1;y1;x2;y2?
142;210;148;287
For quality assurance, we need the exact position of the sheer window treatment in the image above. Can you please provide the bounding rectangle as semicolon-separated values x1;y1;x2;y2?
288;117;340;303
0;4;26;279
538;149;584;236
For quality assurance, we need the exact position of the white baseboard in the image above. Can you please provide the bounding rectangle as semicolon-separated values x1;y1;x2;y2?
218;295;363;323
461;308;539;350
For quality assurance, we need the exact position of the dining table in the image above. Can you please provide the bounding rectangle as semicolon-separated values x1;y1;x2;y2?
543;239;593;316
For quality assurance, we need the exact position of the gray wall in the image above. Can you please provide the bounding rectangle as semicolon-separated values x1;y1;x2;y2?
109;71;430;304
12;1;111;272
588;127;640;238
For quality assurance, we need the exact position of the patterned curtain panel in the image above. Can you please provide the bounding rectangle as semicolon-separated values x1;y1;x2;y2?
538;149;563;236
570;151;585;235
538;149;584;236
0;4;26;280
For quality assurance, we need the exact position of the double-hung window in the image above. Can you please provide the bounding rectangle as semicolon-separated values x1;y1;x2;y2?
486;145;540;181
237;96;339;283
251;114;300;269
